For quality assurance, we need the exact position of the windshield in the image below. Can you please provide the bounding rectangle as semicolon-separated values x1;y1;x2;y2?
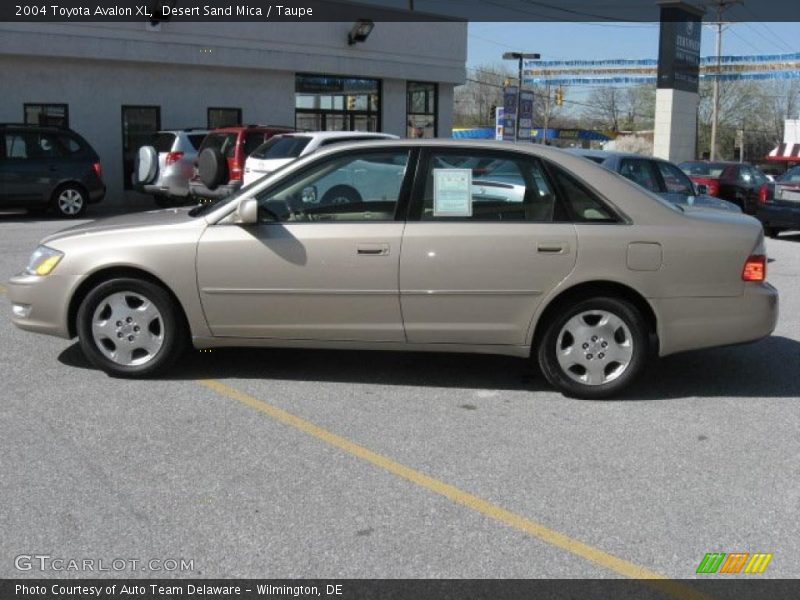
777;166;800;183
250;135;312;160
188;157;297;218
680;162;725;177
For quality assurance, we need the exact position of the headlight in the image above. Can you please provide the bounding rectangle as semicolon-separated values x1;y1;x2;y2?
26;245;64;276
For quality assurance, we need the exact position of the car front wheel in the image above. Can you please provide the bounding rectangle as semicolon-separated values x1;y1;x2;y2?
537;296;649;399
76;278;186;377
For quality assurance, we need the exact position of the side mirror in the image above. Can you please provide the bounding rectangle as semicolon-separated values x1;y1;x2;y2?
696;183;708;195
234;197;258;224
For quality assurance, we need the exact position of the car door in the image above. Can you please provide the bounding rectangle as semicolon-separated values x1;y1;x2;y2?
196;147;415;341
399;148;578;345
1;130;53;206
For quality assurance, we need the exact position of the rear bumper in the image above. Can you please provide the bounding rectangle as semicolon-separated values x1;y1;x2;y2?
142;173;191;198
189;181;241;200
7;272;78;339
653;283;779;357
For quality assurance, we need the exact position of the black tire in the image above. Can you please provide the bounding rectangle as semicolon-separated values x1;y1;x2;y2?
52;184;88;218
76;278;186;378
320;185;361;205
537;296;649;399
197;148;228;190
763;226;780;239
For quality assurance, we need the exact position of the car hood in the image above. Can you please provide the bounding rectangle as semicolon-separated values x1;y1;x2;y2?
248;157;294;172
42;207;199;245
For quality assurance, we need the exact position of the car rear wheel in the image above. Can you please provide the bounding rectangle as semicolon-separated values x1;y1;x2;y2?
76;278;186;377
763;226;781;239
537;296;649;399
52;184;87;218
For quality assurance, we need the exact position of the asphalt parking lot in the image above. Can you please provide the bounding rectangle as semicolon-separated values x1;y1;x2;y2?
1;212;798;582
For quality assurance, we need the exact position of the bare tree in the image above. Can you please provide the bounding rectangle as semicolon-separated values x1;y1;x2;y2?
454;63;513;128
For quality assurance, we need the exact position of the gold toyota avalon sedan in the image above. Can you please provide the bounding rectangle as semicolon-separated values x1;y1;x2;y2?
7;140;778;398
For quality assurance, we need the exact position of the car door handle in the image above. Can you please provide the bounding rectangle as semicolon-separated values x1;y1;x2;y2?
537;243;568;254
357;243;390;256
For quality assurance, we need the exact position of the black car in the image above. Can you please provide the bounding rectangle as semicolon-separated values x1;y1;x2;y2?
0;123;105;218
757;165;800;237
679;160;770;215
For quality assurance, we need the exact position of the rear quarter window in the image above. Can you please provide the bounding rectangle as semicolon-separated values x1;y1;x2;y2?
550;165;619;223
58;135;83;154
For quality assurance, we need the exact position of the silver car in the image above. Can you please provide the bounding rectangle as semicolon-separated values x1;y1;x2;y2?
133;129;208;207
8;140;778;399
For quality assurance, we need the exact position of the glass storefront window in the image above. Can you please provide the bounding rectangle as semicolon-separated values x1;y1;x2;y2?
24;103;69;128
407;82;437;139
208;107;242;129
295;74;381;132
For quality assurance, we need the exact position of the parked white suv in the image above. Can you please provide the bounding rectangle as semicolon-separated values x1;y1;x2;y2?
133;129;208;207
242;131;398;186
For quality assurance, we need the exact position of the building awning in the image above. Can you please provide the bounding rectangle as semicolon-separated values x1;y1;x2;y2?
767;142;800;161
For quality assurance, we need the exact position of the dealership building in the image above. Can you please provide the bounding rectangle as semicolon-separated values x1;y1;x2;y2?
0;18;467;207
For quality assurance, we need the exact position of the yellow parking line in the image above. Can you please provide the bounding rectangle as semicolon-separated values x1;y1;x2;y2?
198;379;710;600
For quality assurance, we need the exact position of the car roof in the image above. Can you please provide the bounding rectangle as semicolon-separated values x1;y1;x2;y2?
285;131;399;141
567;148;654;161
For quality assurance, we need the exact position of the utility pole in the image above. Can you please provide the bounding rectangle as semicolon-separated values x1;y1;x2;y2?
503;52;540;142
709;0;741;161
543;84;550;145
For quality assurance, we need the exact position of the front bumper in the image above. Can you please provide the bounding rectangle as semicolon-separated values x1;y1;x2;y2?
7;272;79;339
653;283;779;357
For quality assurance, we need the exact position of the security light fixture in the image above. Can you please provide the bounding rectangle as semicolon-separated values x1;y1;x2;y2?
348;20;375;45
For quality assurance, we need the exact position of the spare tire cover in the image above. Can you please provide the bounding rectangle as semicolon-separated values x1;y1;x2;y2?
135;146;158;185
198;148;228;190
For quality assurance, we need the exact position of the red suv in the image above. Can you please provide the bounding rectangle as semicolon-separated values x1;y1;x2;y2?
189;125;294;200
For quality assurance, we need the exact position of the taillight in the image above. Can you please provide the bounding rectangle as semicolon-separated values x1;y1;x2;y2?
92;161;102;180
230;164;243;181
742;255;766;282
165;151;184;166
758;184;769;205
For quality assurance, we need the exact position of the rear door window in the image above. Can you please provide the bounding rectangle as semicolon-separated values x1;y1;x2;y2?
419;151;558;222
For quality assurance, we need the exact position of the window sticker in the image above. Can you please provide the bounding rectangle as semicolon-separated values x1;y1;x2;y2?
433;168;472;217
